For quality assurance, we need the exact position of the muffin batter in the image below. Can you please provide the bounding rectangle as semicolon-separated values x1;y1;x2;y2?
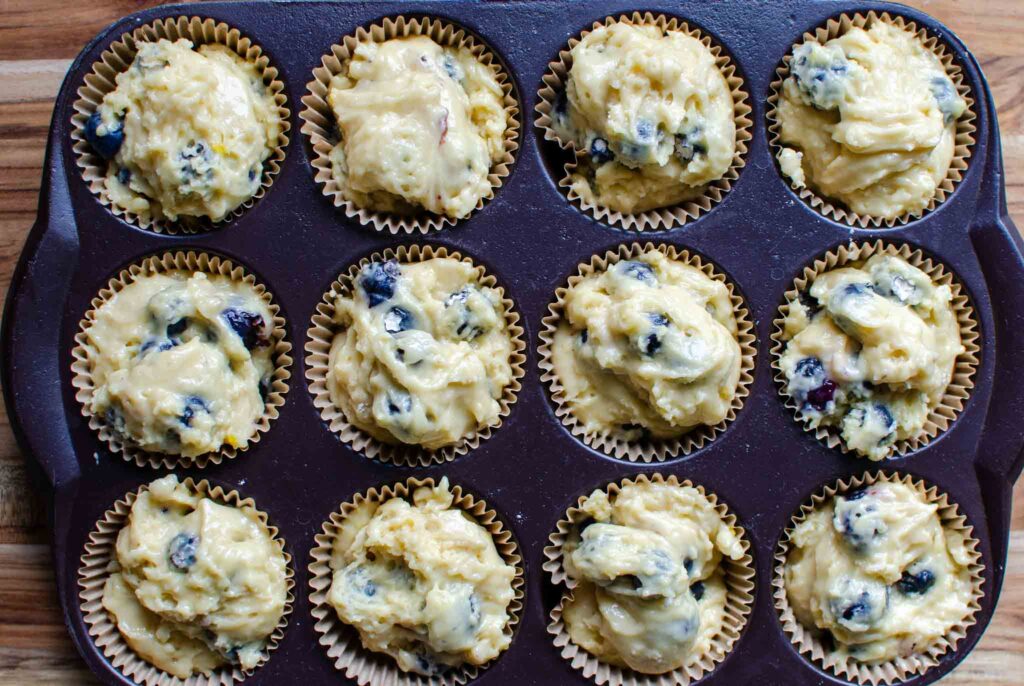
779;254;963;460
326;36;506;218
550;23;735;213
785;481;974;663
550;251;741;442
776;21;966;220
86;38;282;223
327;479;516;675
328;257;514;450
561;481;745;674
102;475;288;677
84;270;275;457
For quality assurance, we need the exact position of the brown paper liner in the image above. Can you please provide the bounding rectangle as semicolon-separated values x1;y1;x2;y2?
308;477;525;685
70;251;292;470
78;477;295;686
765;11;976;228
299;15;521;234
773;470;985;684
770;240;980;459
304;244;525;466
534;11;752;231
537;242;756;461
542;473;755;685
70;16;291;234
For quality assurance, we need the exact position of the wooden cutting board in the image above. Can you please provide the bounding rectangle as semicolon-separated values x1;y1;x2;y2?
0;1;1021;683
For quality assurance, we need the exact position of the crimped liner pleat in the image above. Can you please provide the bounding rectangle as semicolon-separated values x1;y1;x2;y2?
765;11;976;228
769;240;979;459
308;477;525;685
534;11;752;232
70;251;292;469
543;473;755;685
537;242;756;461
78;478;295;686
304;244;525;466
70;16;291;234
299;15;521;234
773;471;985;684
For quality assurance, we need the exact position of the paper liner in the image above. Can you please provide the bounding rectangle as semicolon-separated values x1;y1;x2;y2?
70;251;293;469
773;470;985;684
542;473;755;685
78;478;295;686
537;242;756;461
765;11;976;228
299;15;521;234
70;16;291;234
534;11;752;231
304;244;525;466
308;477;525;685
770;240;980;459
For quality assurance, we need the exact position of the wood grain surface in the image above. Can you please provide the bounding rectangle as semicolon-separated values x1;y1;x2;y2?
0;1;1021;684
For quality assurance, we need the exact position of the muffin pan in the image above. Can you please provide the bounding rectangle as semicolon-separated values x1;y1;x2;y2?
1;1;1021;684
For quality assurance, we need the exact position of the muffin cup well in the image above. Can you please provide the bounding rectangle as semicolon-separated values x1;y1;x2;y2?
773;470;985;684
543;472;755;685
299;15;521;234
766;10;976;228
78;478;295;686
770;240;980;460
538;242;756;462
305;244;525;467
70;251;292;470
534;11;752;231
307;477;525;685
70;15;290;234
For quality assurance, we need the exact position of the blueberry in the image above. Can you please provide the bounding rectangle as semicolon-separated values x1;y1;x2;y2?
834;492;887;550
690;581;705;601
444;287;492;340
635;119;655;142
359;261;401;307
589;137;614;164
675;126;707;162
83;111;124;160
790;42;850;110
178;141;212;183
579;329;589;345
345;566;378;598
847;402;897;446
414;653;445;676
844;487;868;501
386;391;413;416
896;567;936;596
797;290;821;318
139;337;177;356
806;379;837;411
620;260;656;285
648;313;669;327
683;557;694;575
795;356;824;379
248;167;258;183
383;306;415;334
168;532;199;571
829;577;888;631
221;308;268;350
641;332;662;356
166;318;188;338
179;396;208;427
442;55;464;83
116;167;131;185
930;76;963;124
552;90;568;119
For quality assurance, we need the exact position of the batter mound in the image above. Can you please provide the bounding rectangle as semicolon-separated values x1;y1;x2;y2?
785;481;973;663
326;36;506;218
101;475;288;677
85;270;274;458
561;481;745;674
775;21;967;220
327;478;516;675
550;22;735;214
550;251;741;442
779;254;963;460
85;38;282;223
327;257;514;450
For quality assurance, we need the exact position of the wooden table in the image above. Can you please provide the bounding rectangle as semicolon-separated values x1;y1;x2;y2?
0;0;1021;683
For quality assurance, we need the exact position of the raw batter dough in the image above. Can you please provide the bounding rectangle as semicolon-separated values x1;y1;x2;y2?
779;254;963;460
561;481;745;674
776;21;966;220
785;481;974;663
328;257;514;450
549;23;735;213
326;36;506;218
327;478;516;675
86;38;282;223
101;475;288;677
84;270;275;457
550;251;741;442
